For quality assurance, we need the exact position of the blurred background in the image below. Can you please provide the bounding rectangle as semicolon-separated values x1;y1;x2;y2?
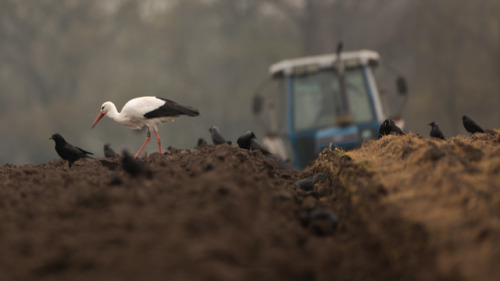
0;0;499;165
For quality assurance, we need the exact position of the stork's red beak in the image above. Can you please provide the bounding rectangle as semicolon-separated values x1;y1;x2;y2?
91;112;105;129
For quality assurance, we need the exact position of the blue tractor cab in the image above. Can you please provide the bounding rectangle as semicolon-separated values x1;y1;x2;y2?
253;49;407;169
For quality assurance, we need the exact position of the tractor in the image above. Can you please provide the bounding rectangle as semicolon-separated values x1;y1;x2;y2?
253;47;408;169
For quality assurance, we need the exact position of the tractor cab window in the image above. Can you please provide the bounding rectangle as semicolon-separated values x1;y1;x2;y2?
292;67;374;131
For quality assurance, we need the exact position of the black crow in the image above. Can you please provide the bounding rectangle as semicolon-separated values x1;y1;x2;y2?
109;175;123;186
378;119;392;138
295;172;327;191
271;154;296;170
50;133;93;168
309;209;338;228
379;119;405;138
99;159;120;170
237;131;294;169
166;146;180;153
336;41;343;54
196;138;207;147
388;119;405;135
462;115;484;134
429;122;445;140
104;143;118;158
299;209;338;235
249;138;271;156
121;150;152;178
209;126;231;145
237;131;256;150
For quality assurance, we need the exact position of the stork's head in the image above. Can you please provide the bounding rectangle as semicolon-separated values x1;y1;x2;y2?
92;101;113;129
100;102;115;114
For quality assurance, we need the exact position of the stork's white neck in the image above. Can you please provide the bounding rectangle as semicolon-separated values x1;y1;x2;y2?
102;101;144;129
104;102;124;123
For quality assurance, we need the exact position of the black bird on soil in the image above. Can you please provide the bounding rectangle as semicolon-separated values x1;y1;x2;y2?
237;131;256;150
295;172;327;191
121;150;152;178
249;138;271;156
300;209;339;235
50;133;93;168
104;143;118;158
209;126;231;145
237;131;293;170
429;122;445;140
196;138;207;147
166;146;180;153
379;119;405;138
378;120;391;137
462;115;484;134
236;131;267;153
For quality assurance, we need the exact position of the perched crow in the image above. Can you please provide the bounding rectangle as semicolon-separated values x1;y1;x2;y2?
462;115;484;134
196;138;207;147
429;122;445;140
379;119;405;138
237;131;256;150
104;143;118;158
379;119;392;137
295;172;327;191
237;131;293;169
249;138;271;156
209;126;231;145
121;150;152;178
50;133;93;168
336;41;343;54
270;154;296;170
99;159;120;170
166;146;180;153
387;119;405;135
299;209;338;235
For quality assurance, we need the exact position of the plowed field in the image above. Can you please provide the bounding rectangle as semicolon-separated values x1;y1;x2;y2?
1;130;499;281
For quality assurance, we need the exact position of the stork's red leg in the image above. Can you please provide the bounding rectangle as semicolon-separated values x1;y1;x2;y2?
153;129;162;153
134;128;151;158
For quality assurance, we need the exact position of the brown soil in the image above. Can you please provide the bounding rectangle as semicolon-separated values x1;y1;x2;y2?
1;130;500;281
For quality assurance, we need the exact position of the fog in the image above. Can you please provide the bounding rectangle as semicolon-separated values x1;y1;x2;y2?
1;0;498;165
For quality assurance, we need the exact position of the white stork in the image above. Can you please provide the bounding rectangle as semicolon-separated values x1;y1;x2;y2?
92;96;199;158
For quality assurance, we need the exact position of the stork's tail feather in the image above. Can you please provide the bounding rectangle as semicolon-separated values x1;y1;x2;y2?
170;102;199;116
178;105;199;116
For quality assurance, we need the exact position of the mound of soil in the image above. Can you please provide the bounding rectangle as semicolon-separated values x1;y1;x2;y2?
1;130;499;281
344;129;500;281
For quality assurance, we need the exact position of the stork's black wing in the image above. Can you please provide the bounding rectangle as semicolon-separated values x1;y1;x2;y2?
144;97;200;119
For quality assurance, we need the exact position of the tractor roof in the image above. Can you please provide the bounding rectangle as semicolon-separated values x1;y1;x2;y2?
269;50;380;77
